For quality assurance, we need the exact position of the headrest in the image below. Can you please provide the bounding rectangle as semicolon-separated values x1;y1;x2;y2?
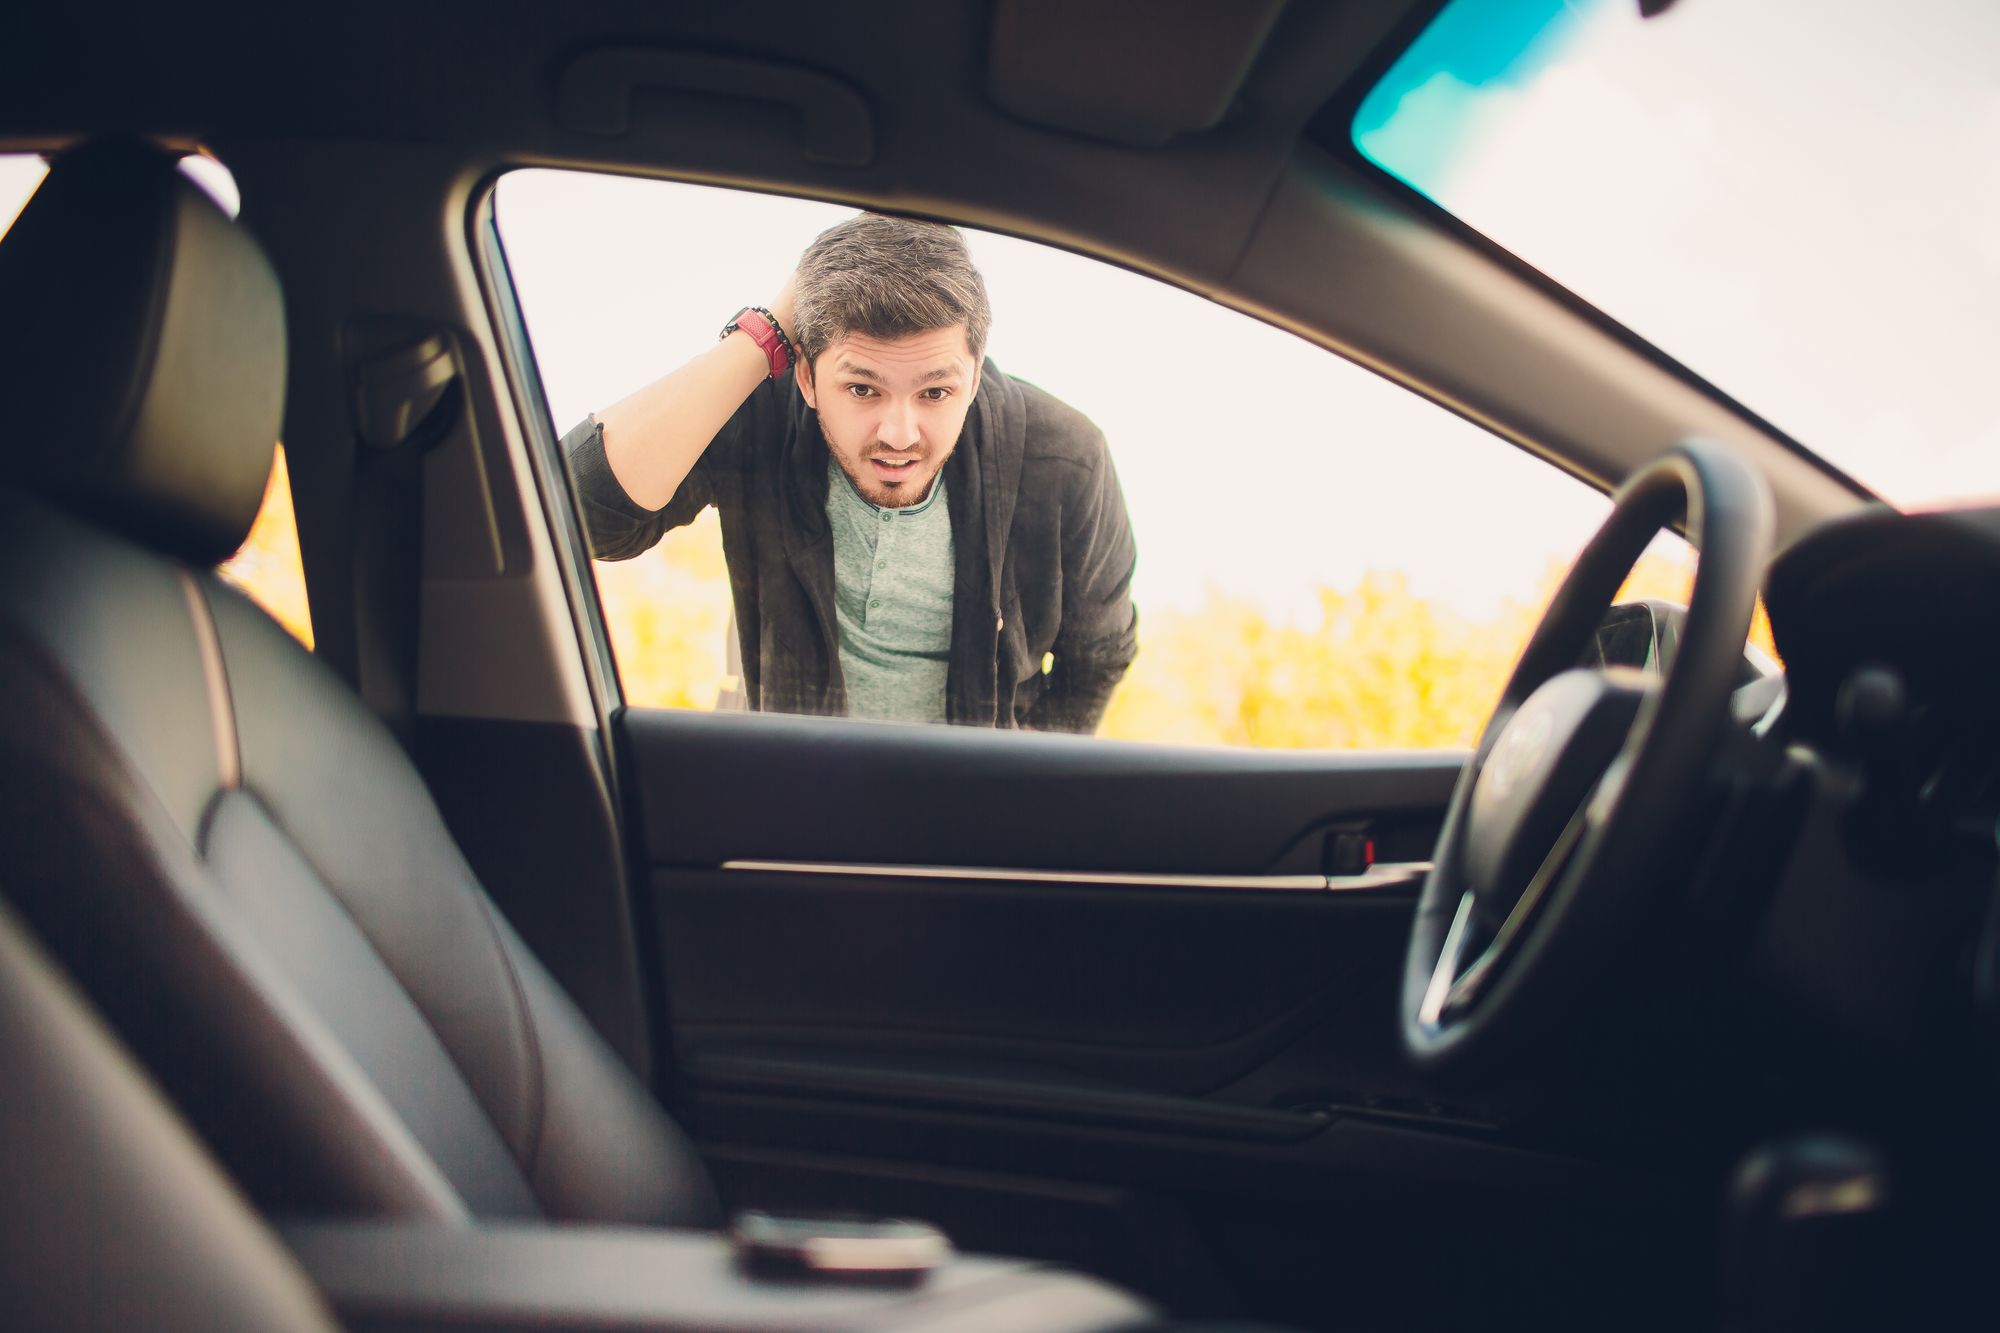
0;140;285;565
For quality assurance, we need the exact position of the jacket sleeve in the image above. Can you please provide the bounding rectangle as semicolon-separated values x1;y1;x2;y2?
1023;436;1138;734
560;406;742;561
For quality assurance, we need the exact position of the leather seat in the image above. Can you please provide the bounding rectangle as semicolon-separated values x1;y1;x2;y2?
0;139;720;1229
0;898;337;1332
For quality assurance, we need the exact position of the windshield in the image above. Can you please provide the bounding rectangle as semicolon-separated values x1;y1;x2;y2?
1354;0;2000;509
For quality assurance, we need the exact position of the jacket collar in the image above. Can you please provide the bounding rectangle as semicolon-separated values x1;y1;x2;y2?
779;381;831;559
966;358;1024;603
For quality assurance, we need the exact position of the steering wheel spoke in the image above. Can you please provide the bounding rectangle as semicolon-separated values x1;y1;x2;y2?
1420;797;1596;1032
1417;891;1479;1032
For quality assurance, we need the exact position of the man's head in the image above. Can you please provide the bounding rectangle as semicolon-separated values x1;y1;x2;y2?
793;214;991;508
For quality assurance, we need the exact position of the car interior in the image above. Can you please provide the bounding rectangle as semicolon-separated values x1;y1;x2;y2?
2;2;1996;1331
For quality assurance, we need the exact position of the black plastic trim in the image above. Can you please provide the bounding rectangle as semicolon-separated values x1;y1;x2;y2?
689;1054;1327;1144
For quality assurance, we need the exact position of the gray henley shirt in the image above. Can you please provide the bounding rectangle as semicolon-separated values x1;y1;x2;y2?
826;457;955;723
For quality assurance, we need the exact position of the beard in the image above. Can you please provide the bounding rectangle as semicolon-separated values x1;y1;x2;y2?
829;444;950;509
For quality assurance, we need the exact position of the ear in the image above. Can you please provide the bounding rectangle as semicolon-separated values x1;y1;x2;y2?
795;354;817;409
968;359;982;399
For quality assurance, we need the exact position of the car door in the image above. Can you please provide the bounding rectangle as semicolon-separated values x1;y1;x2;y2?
479;170;1711;1329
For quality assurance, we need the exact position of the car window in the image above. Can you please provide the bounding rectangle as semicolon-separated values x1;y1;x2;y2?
1;153;312;649
494;170;1741;748
1353;0;2000;509
0;154;46;236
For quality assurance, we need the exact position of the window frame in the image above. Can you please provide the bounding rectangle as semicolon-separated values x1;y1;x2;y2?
474;165;1654;754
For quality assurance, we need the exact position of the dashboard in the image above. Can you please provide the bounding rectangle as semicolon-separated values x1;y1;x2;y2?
1767;503;2000;830
1752;501;2000;1077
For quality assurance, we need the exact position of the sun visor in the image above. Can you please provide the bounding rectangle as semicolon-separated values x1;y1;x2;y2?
986;0;1288;147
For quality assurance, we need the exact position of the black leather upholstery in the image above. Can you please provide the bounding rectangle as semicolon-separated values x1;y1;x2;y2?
0;141;720;1229
0;898;338;1332
0;140;283;566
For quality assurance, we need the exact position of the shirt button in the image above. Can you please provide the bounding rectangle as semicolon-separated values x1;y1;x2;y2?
870;599;881;609
881;512;893;523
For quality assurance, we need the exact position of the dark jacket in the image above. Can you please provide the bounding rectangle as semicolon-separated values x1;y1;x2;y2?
563;361;1137;732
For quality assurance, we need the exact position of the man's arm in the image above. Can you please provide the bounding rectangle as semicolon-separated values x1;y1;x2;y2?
1023;441;1139;734
563;282;796;559
596;281;794;509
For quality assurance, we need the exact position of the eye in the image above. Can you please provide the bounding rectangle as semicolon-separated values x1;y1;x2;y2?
845;383;878;399
920;387;952;402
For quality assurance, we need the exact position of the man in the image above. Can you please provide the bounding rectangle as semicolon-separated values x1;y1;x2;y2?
562;213;1138;733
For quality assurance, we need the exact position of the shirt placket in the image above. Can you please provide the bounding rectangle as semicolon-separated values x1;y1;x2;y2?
866;508;896;622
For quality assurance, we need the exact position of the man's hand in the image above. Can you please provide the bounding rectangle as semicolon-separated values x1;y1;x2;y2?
596;273;799;512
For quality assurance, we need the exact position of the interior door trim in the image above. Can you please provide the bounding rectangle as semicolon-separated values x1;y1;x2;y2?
687;1053;1329;1142
718;859;1432;893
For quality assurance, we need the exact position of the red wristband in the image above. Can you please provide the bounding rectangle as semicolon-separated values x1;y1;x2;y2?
721;306;794;379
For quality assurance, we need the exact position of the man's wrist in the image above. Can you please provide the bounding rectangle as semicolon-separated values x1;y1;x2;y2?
720;305;795;379
767;297;796;347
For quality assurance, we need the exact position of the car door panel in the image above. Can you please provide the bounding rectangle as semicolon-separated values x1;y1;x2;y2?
623;711;1459;1148
623;708;1454;874
620;708;1708;1330
654;866;1419;1097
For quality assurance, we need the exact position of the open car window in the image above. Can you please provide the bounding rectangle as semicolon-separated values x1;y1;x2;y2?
495;170;1746;748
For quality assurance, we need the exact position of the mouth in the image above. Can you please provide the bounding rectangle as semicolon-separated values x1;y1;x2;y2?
868;456;921;481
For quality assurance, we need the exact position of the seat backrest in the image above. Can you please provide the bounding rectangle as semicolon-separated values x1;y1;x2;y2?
0;897;338;1333
0;140;717;1229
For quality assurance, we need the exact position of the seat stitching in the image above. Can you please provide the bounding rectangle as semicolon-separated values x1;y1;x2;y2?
179;571;241;789
0;615;470;1220
467;892;549;1193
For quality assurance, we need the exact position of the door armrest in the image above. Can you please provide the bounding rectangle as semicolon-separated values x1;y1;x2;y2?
280;1220;1154;1332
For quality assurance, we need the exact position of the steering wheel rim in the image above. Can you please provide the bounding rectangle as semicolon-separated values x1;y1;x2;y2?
1401;438;1775;1072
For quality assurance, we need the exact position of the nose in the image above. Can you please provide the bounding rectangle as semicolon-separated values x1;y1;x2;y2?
881;397;921;450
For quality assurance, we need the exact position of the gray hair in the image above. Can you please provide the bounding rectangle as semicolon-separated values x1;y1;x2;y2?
793;214;991;370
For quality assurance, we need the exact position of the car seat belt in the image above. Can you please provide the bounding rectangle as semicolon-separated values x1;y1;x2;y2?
350;332;464;749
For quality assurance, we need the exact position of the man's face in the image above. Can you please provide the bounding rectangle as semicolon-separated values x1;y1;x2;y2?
798;324;981;509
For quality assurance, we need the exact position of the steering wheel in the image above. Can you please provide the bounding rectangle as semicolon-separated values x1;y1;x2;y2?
1401;439;1774;1071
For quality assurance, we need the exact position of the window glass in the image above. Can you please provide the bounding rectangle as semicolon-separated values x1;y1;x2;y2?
1353;0;2000;509
0;154;48;237
495;171;1752;748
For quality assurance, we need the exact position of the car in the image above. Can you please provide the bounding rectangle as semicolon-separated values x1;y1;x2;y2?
1;1;1995;1330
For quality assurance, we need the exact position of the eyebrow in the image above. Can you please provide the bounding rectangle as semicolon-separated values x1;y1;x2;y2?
835;361;964;386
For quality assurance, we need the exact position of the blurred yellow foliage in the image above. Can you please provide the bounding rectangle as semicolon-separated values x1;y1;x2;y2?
591;509;736;711
1099;572;1544;749
219;445;315;649
596;524;1780;750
